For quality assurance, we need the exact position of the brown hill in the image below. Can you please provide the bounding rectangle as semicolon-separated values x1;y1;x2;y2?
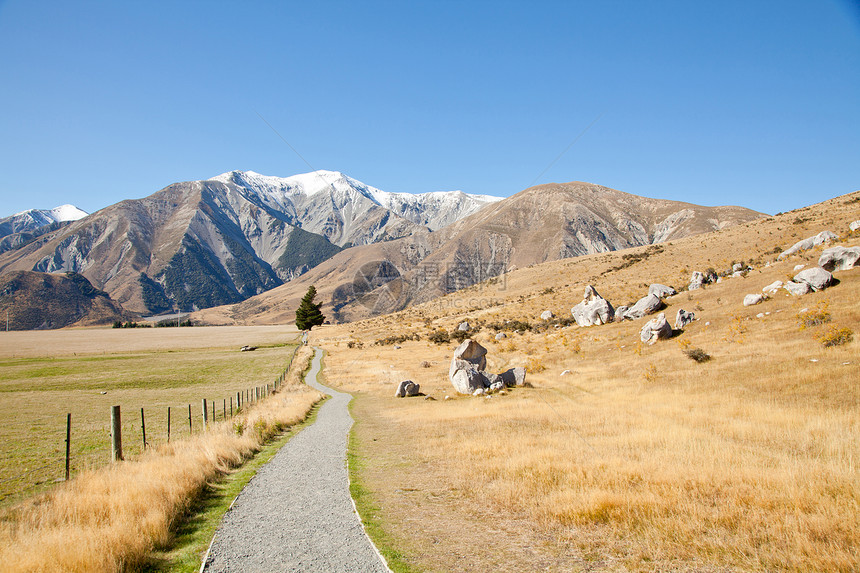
193;181;764;325
0;271;130;330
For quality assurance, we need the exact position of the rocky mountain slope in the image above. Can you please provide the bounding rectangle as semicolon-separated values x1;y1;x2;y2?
193;181;766;325
0;270;129;329
0;205;88;239
0;171;497;315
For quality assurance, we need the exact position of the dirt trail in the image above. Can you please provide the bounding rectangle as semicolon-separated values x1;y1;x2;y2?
203;347;390;572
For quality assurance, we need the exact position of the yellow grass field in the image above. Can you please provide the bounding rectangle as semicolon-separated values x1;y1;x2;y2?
0;325;300;507
314;197;860;572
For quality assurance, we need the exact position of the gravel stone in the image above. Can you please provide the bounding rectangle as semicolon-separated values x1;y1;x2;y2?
203;348;390;573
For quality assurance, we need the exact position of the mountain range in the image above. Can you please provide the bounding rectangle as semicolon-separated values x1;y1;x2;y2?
0;170;765;326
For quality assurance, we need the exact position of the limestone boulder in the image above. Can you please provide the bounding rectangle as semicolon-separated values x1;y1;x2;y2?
762;280;783;294
850;220;860;232
783;281;811;296
453;339;487;370
674;309;696;329
623;293;663;320
793;267;833;291
688;271;705;290
648;284;676;299
394;380;420;398
818;246;860;272
500;366;527;387
743;293;764;306
457;321;471;332
571;285;614;327
778;231;837;260
451;366;487;395
640;313;672;345
614;306;628;322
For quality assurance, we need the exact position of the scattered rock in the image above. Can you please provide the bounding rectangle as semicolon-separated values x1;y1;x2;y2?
850;220;860;232
457;321;471;332
393;345;402;350
622;293;663;320
756;313;765;318
648;284;676;299
688;271;705;290
674;309;696;329
743;294;764;306
778;231;837;259
488;380;505;393
444;395;451;401
394;380;420;398
540;310;554;321
793;267;833;291
640;313;672;345
762;280;784;294
794;264;805;272
472;387;486;397
495;332;507;340
240;345;258;352
784;281;811;296
818;245;860;272
614;305;628;322
732;263;743;272
424;396;436;401
571;285;614;327
560;369;571;376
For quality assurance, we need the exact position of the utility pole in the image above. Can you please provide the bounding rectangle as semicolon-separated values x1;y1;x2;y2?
6;309;8;332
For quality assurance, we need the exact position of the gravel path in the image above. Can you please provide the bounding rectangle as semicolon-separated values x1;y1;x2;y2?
203;348;390;573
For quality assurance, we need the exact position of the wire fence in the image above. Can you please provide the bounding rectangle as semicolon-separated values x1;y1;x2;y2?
0;349;298;508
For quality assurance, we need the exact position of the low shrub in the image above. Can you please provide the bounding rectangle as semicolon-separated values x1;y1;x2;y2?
818;325;853;348
428;330;451;345
684;348;712;363
797;302;831;330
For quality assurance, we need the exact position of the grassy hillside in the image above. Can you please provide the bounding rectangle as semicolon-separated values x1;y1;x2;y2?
313;190;859;572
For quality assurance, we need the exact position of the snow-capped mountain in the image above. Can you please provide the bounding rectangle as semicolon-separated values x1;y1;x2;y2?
212;170;501;237
0;204;88;239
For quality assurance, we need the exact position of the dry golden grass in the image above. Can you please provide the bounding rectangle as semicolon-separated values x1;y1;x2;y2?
314;194;860;572
0;342;322;573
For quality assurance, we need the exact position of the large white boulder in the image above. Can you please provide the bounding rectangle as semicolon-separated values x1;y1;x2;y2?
622;293;663;320
793;267;833;291
452;339;487;370
849;220;860;232
743;293;764;306
818;246;860;272
778;231;837;260
640;313;672;345
394;380;420;398
451;366;486;395
648;284;677;299
571;285;614;327
688;271;705;290
762;280;784;294
674;309;696;329
783;281;811;296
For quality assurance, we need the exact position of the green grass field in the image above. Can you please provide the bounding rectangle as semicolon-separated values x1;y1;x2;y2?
0;326;300;508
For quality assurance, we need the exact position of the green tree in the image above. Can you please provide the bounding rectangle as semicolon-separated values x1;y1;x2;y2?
295;285;325;330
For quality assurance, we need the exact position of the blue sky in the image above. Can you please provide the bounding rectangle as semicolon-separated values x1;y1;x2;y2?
0;0;858;217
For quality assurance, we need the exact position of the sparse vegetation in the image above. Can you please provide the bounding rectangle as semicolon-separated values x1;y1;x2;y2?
683;347;711;362
818;325;853;347
797;301;831;329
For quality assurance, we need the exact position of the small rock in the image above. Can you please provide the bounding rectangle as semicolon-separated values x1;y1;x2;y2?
793;267;833;291
674;309;696;329
560;369;571;376
457;321;470;332
756;313;764;318
762;280;784;294
793;264;805;272
424;396;436;401
733;262;744;272
472;388;486;397
495;332;507;340
850;220;860;232
444;395;451;401
394;380;420;398
394;345;402;350
743;293;764;306
540;310;554;320
640;313;672;345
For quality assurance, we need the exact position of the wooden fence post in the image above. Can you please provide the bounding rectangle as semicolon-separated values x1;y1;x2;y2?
223;398;226;420
140;407;147;449
188;404;192;434
212;399;215;423
202;399;208;431
167;406;171;442
230;396;233;418
65;413;71;481
110;405;123;462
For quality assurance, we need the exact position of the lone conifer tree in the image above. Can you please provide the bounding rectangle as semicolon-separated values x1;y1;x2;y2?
295;285;325;330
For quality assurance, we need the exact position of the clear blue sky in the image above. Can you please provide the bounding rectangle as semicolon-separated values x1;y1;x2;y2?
1;0;858;217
